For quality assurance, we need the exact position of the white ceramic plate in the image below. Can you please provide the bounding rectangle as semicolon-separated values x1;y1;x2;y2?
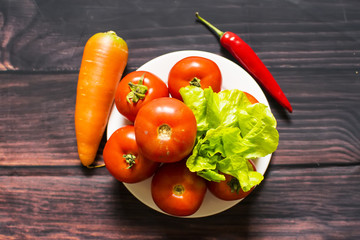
107;50;272;218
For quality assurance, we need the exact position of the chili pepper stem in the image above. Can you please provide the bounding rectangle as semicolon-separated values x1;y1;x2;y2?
195;12;224;38
195;13;293;113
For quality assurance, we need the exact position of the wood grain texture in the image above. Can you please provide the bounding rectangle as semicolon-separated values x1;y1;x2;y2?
1;0;360;239
1;69;359;166
0;73;80;166
1;165;359;239
0;0;359;71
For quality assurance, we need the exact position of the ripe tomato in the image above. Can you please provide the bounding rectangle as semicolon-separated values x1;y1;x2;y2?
207;160;257;201
151;160;207;216
103;125;160;183
115;71;169;122
168;56;222;100
134;97;197;163
243;91;259;104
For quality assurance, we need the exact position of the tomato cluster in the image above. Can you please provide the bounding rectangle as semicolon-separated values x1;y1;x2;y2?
103;56;259;216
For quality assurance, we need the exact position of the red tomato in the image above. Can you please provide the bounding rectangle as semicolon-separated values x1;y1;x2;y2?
168;56;222;100
115;71;169;122
151;160;207;216
207;160;257;201
103;125;160;183
134;97;197;163
243;91;259;104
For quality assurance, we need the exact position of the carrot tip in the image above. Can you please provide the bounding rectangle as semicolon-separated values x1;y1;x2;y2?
86;164;106;169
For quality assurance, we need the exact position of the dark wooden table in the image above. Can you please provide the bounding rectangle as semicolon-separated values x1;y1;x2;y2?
1;0;359;239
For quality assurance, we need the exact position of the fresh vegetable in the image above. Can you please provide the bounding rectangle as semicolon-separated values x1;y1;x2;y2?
115;71;169;122
75;31;128;167
207;160;256;201
195;12;293;113
180;86;279;192
103;125;160;183
151;160;207;216
134;97;197;163
244;92;259;104
168;56;222;100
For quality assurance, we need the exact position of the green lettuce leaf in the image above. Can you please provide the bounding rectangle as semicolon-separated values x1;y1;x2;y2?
180;86;279;192
179;86;209;133
186;126;264;192
180;86;252;131
236;104;279;159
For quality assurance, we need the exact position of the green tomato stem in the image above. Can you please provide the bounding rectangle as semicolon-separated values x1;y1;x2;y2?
189;77;201;87
227;177;241;194
126;74;148;103
173;184;185;196
123;153;136;169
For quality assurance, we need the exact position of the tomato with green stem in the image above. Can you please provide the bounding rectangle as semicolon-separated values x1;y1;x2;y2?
134;97;197;163
207;160;257;201
115;71;169;122
168;56;222;100
103;125;160;183
151;160;207;216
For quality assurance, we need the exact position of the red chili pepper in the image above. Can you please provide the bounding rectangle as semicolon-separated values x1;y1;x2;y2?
195;12;293;113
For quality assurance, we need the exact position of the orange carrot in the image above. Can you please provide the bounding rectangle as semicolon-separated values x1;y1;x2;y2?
75;31;128;167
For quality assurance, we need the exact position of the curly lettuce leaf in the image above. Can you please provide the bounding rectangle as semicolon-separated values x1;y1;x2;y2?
180;86;252;131
237;104;279;159
179;86;209;132
180;86;279;192
186;126;264;192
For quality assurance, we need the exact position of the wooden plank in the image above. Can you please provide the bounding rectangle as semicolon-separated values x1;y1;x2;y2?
0;1;359;239
271;68;360;165
0;73;80;166
0;0;359;71
1;165;359;239
1;68;359;166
